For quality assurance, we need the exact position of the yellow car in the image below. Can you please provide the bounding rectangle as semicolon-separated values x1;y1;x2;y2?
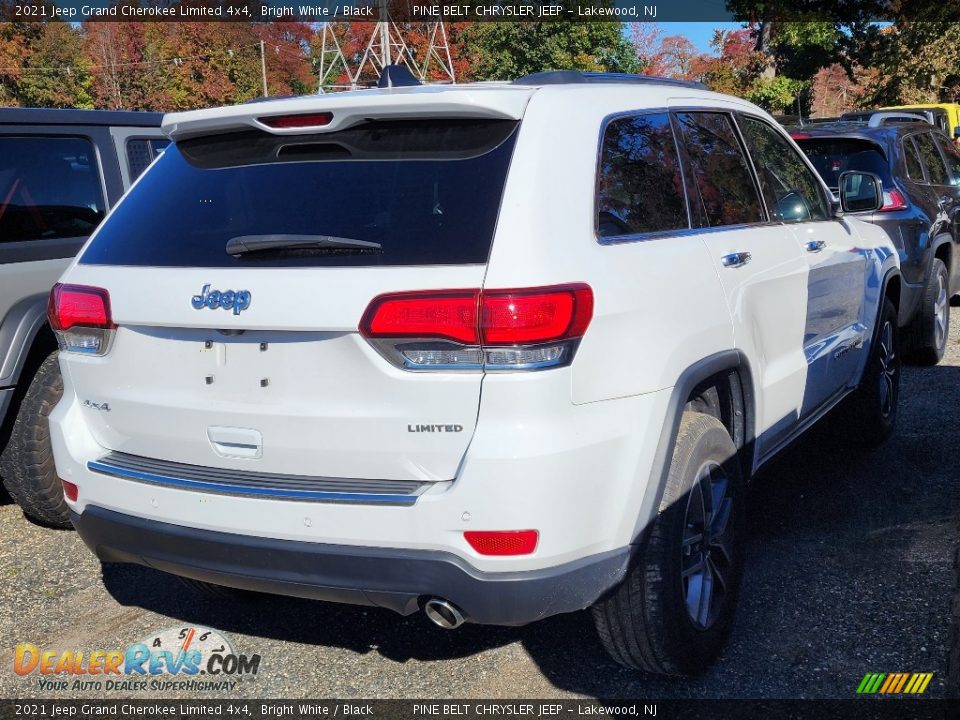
881;103;960;139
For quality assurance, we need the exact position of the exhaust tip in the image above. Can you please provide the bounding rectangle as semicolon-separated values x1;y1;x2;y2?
423;598;466;629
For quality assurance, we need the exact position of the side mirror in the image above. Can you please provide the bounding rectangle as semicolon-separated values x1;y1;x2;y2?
953;127;960;139
838;170;883;213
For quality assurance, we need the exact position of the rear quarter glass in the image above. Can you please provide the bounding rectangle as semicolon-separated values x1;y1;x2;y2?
80;119;519;268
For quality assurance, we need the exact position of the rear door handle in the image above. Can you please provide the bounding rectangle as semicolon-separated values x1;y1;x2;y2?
721;251;752;268
806;239;826;253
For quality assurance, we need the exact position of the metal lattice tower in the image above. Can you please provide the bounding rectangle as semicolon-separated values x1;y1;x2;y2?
419;18;455;84
318;0;455;92
316;23;354;93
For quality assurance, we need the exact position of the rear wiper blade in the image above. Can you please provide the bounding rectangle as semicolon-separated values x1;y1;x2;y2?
226;234;382;256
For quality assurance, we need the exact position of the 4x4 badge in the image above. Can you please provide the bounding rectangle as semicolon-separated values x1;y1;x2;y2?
191;284;251;315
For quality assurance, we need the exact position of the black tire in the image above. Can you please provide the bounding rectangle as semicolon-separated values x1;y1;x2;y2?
0;351;70;528
904;258;949;365
592;412;745;675
848;297;901;446
176;576;249;599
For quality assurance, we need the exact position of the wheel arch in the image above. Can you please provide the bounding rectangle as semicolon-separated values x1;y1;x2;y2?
631;350;755;543
0;293;57;430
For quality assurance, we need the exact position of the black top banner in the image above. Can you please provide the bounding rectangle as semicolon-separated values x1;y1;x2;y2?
6;0;960;23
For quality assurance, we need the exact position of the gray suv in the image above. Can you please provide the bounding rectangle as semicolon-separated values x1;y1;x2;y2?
0;108;165;526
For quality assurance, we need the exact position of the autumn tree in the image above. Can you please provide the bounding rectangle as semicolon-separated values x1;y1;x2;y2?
464;21;639;81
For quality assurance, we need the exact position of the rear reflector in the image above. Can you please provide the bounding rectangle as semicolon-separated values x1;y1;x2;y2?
48;284;116;356
61;480;78;502
48;284;114;332
259;112;333;129
464;530;538;556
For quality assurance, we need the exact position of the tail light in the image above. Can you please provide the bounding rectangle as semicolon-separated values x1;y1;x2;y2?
360;284;593;371
464;530;538;556
880;188;908;212
48;283;116;356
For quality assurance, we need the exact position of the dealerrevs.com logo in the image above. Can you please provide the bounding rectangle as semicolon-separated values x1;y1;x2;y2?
12;626;261;692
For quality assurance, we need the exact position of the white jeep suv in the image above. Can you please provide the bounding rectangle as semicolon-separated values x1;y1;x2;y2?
49;71;902;674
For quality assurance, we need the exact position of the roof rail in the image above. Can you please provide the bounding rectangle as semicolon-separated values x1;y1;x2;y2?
866;111;931;128
512;71;708;91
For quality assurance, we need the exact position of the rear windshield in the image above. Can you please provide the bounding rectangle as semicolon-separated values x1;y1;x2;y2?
0;136;106;243
80;120;519;268
795;138;892;189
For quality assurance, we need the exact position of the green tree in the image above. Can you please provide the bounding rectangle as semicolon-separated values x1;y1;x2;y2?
464;19;639;81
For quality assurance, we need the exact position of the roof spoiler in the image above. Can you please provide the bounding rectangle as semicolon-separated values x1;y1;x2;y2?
378;65;422;89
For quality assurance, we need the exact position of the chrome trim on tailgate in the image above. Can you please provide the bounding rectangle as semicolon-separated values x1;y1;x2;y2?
87;452;432;506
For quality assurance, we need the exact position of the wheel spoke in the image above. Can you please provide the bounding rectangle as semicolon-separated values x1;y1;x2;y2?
697;571;714;627
682;556;706;579
685;572;704;622
710;496;733;538
707;554;727;594
682;529;704;549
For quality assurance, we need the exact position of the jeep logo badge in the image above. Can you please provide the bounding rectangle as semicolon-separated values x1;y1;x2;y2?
191;284;251;315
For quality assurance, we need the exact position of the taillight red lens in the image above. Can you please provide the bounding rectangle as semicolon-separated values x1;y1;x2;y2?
48;284;115;331
481;285;593;345
360;285;593;346
360;290;480;344
464;530;538;556
790;132;810;140
881;189;908;212
61;480;78;502
259;112;333;129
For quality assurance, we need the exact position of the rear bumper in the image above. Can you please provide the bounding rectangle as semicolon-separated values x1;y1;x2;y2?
71;505;632;626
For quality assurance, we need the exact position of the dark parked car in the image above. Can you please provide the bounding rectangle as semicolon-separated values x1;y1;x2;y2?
0;108;166;526
791;121;960;364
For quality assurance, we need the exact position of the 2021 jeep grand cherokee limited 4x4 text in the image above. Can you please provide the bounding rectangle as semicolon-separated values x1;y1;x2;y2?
50;72;902;674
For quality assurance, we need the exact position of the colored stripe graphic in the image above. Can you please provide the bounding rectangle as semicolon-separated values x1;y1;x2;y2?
857;672;933;694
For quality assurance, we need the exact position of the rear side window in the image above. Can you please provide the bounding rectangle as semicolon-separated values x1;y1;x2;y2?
0;136;105;243
596;113;688;238
126;137;170;181
738;117;829;222
904;137;925;181
795;138;893;190
81;120;518;268
913;132;949;185
933;134;960;184
674;112;764;227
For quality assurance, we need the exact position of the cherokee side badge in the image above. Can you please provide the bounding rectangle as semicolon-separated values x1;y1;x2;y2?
191;284;251;315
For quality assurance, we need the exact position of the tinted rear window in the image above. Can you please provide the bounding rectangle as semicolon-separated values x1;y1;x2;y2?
81;120;518;268
796;138;892;188
596;113;688;238
0;136;105;243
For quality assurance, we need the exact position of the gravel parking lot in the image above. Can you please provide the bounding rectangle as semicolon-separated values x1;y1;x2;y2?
2;316;958;701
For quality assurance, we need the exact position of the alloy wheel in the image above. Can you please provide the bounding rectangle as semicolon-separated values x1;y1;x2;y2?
681;461;734;630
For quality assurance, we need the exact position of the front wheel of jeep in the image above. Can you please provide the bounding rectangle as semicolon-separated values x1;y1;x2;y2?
592;412;745;675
